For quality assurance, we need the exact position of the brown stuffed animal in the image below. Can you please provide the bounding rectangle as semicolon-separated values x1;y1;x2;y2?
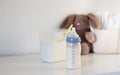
60;13;103;55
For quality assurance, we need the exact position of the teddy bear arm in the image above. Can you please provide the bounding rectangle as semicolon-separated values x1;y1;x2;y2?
85;32;96;43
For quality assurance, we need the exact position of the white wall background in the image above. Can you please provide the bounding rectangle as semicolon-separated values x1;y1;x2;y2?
0;0;120;55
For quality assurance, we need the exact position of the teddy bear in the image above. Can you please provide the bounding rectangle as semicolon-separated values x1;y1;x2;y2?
59;13;103;55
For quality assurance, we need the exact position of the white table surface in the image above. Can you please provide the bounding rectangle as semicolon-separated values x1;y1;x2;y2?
0;53;120;75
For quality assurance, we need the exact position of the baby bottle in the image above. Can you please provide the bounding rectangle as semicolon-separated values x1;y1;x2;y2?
66;27;81;69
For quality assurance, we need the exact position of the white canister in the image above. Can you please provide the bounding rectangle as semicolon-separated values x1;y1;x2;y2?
40;31;66;62
92;29;120;54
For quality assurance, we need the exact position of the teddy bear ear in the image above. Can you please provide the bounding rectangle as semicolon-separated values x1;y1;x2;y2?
59;14;76;29
87;13;103;29
59;15;69;29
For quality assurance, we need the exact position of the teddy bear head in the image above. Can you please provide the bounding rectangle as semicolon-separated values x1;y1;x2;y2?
60;13;103;35
74;14;89;35
74;13;103;35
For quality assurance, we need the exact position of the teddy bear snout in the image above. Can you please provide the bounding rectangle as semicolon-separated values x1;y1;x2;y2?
76;23;81;26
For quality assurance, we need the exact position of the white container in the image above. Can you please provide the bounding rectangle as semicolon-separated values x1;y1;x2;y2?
92;29;120;54
40;31;66;62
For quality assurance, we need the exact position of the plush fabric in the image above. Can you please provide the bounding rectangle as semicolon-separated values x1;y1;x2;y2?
59;13;103;55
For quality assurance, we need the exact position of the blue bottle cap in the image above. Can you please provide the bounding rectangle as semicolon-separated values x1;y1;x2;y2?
66;37;80;43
